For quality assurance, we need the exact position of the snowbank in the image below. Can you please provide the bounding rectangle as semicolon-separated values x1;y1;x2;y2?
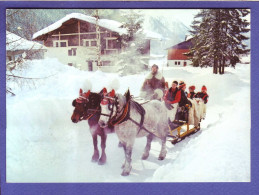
6;58;250;182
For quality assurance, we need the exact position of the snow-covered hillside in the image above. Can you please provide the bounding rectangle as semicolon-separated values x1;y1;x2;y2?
6;58;250;182
143;15;190;55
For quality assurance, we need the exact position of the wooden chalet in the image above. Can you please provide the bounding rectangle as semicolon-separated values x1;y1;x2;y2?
32;13;151;71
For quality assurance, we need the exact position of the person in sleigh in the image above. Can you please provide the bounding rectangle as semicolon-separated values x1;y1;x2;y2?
195;85;209;119
163;80;181;127
187;85;196;99
177;81;193;122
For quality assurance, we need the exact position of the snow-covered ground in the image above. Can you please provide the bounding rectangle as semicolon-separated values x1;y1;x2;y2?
6;58;250;182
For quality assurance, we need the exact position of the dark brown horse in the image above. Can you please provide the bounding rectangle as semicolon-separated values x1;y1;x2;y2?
71;89;113;165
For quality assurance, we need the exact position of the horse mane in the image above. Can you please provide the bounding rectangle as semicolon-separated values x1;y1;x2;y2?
116;93;126;107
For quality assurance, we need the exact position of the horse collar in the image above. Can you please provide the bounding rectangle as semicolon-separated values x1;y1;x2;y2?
109;100;130;126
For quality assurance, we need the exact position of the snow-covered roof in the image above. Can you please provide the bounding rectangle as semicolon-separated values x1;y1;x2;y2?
165;38;193;50
32;13;127;40
185;34;193;41
6;31;46;51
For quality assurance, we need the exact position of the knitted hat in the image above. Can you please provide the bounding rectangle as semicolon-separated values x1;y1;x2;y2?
189;85;195;90
201;85;207;91
179;81;184;85
179;81;186;89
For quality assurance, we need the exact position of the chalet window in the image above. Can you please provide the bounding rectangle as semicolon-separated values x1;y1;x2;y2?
108;39;117;49
68;48;77;56
83;39;97;47
175;61;177;65
178;61;181;65
53;40;68;47
60;42;67;47
91;41;97;46
73;49;76;55
68;63;73;66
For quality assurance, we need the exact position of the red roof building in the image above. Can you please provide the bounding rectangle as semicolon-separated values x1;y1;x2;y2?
166;39;193;67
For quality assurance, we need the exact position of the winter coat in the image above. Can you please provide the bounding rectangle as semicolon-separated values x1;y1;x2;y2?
187;92;196;99
195;92;209;104
179;90;192;107
141;71;165;95
164;87;181;104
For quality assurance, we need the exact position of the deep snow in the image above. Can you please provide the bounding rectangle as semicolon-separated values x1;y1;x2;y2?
6;58;250;182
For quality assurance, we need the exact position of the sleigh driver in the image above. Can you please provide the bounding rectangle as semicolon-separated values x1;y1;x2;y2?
140;64;166;100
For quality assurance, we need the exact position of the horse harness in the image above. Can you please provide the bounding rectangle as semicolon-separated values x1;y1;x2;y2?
103;96;162;139
75;95;99;121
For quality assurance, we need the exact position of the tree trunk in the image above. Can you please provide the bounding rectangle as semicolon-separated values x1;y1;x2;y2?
220;55;224;74
213;58;218;74
219;57;222;74
222;56;225;74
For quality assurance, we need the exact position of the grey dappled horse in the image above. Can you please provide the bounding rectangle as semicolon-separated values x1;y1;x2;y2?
99;90;169;176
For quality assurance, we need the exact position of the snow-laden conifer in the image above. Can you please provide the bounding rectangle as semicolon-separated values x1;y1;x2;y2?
116;10;148;75
187;9;250;74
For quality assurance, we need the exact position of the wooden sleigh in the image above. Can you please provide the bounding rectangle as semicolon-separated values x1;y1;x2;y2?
133;96;203;144
167;105;201;144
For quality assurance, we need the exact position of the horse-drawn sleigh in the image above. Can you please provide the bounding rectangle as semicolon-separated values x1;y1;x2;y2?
71;87;206;176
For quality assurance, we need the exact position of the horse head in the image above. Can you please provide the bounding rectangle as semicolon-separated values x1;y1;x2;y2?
98;88;117;128
99;89;129;128
71;89;102;123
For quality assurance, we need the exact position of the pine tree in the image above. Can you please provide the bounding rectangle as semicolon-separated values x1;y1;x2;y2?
117;10;147;75
187;9;250;74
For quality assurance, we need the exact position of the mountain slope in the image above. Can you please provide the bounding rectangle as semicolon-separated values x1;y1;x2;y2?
143;15;190;55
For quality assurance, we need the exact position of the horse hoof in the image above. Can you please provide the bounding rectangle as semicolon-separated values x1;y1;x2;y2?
158;156;165;160
98;161;105;165
121;171;130;176
92;155;99;162
141;155;149;160
121;166;132;176
98;159;106;165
